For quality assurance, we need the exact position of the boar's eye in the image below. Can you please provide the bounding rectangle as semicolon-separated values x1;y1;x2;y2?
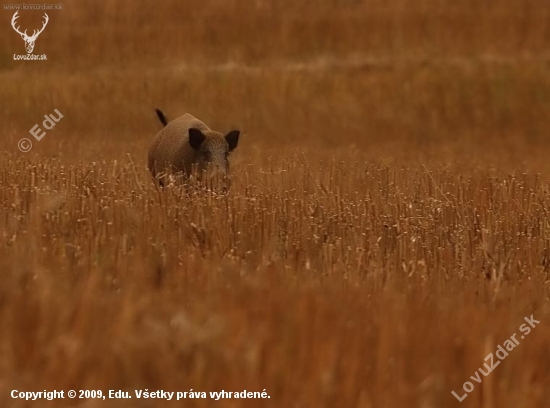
203;151;212;161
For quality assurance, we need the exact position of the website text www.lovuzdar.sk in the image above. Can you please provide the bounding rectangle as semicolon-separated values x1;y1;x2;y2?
3;3;63;10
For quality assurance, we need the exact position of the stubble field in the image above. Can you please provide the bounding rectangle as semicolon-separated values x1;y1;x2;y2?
1;1;550;407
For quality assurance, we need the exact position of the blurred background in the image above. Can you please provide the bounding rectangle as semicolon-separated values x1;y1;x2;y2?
2;0;550;168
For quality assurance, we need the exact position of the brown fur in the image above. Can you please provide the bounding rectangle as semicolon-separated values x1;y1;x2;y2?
148;112;239;187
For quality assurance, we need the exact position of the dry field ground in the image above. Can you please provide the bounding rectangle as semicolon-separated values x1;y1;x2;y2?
1;0;550;407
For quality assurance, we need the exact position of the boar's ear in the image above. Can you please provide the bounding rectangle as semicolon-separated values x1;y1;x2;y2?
225;130;240;151
189;128;206;150
155;108;168;127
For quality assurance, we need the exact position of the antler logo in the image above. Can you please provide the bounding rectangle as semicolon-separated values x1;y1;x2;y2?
11;11;49;54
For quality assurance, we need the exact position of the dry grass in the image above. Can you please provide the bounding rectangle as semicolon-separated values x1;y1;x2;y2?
1;1;550;407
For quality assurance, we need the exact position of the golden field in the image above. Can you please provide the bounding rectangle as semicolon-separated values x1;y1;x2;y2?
1;0;550;406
